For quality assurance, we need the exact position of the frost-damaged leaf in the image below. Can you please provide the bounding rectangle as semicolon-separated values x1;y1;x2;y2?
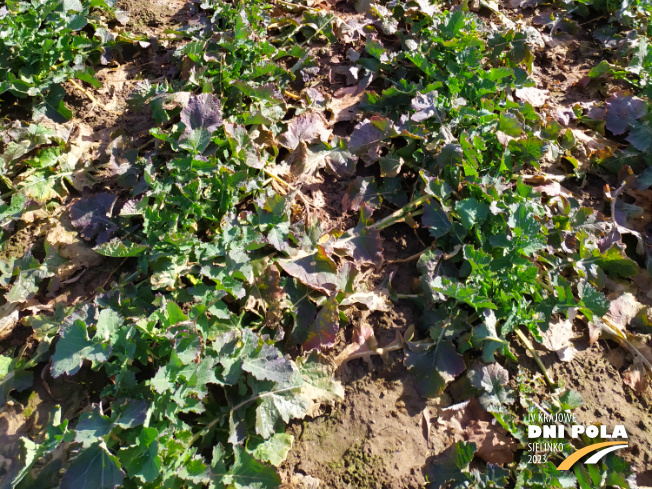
605;93;647;136
278;247;338;294
60;443;125;489
302;294;340;351
348;116;395;154
70;193;118;243
286;141;356;182
623;359;649;394
514;87;549;107
328;86;365;123
295;351;344;413
468;363;515;413
180;92;223;135
411;91;442;122
340;290;390;311
212;446;280;489
286;142;329;184
251;433;294;467
540;318;577;362
438;398;517;464
342;176;379;211
286;279;318;346
278;112;330;150
404;340;465;397
242;343;295;382
245;265;285;315
605;293;645;333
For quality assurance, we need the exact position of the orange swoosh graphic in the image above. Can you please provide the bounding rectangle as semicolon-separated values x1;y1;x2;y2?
557;441;628;470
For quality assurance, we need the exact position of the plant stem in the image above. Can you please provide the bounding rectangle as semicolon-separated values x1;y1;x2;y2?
371;194;429;231
68;79;121;115
514;327;558;391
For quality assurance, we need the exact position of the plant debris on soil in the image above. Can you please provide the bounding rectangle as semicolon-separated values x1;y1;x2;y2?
1;0;652;488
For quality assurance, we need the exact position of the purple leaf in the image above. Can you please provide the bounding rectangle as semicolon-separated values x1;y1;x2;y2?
180;93;223;134
302;294;340;351
348;116;395;154
342;176;379;212
278;112;329;150
70;193;118;244
278;246;338;294
334;227;383;268
605;93;647;135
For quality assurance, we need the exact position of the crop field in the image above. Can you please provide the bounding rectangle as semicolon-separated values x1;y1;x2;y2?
0;0;651;487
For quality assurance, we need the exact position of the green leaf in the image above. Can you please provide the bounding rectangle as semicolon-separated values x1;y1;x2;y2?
121;427;161;483
251;433;294;466
63;0;84;12
60;443;125;489
404;340;465;397
0;355;11;378
423;199;452;238
468;363;515;413
301;11;336;43
0;364;33;405
212;447;280;489
13;407;72;486
96;309;122;341
559;389;583;410
5;255;51;303
595;246;639;278
629;123;652;152
94;239;148;257
455;198;489;230
508;137;545;168
34;84;73;122
51;320;110;377
180;127;211;154
431;276;496;310
74;409;113;447
499;112;523;136
578;282;609;321
242;343;295;383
